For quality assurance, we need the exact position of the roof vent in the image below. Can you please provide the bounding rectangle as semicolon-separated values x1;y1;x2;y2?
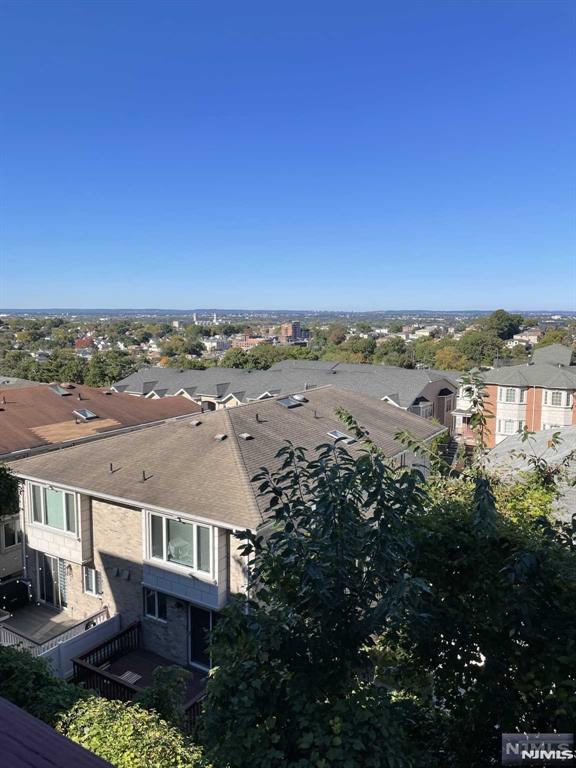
291;394;308;403
327;429;356;445
214;433;227;441
190;419;202;427
239;432;254;440
277;396;302;409
73;408;98;421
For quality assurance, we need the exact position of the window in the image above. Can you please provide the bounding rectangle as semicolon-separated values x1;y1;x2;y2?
518;420;525;431
83;566;102;596
143;588;167;621
550;391;563;406
567;392;573;407
30;484;77;533
504;420;515;434
505;388;516;403
0;518;21;551
519;389;526;404
149;514;212;575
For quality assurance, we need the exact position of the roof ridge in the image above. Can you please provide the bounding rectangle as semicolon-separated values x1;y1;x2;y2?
224;408;263;528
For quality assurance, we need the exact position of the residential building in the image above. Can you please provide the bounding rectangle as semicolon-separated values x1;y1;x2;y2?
112;360;458;426
0;384;201;581
278;321;308;344
6;387;444;688
203;337;231;353
510;328;543;347
454;344;576;447
230;335;270;350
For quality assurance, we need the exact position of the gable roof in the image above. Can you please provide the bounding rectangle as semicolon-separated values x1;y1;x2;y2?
11;386;445;530
480;362;576;389
532;343;574;367
113;362;458;408
0;384;201;459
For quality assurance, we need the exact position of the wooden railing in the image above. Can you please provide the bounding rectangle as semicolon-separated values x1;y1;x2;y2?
72;621;143;702
183;690;207;734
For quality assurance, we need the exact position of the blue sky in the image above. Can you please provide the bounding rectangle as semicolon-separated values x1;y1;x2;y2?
1;0;574;311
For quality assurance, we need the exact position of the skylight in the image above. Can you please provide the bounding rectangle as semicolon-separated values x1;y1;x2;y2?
277;396;302;409
73;409;98;421
50;384;72;396
327;430;356;445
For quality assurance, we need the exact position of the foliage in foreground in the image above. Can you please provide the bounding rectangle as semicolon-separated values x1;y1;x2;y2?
57;697;206;768
0;646;86;725
200;434;576;768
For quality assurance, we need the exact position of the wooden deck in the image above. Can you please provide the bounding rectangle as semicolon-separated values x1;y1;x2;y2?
3;604;81;643
105;649;207;699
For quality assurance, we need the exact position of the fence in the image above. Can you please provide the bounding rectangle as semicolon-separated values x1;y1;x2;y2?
0;608;109;660
42;614;121;678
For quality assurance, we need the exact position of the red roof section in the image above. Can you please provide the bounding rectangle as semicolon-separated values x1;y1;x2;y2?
0;384;200;457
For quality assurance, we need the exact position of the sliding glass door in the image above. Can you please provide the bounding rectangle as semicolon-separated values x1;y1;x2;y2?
39;554;67;609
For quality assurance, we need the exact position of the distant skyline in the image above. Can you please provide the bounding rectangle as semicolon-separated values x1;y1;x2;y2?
1;1;574;311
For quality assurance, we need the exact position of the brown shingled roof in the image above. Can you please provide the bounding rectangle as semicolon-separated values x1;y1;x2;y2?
11;386;444;531
0;383;201;458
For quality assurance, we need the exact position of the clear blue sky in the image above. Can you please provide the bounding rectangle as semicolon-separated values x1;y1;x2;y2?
1;0;574;311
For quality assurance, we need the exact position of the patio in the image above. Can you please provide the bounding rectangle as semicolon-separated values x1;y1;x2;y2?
73;621;208;731
104;648;207;699
0;603;110;656
1;604;82;644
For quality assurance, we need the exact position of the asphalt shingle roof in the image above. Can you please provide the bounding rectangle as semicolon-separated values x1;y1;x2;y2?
113;362;458;408
11;386;445;530
486;426;576;523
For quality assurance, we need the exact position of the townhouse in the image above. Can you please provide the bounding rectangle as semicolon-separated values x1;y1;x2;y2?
7;386;445;681
113;360;458;428
0;382;201;582
454;344;576;447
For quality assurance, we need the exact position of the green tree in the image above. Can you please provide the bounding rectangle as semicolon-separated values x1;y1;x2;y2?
372;336;412;367
456;330;503;367
0;647;86;725
135;666;192;729
479;309;524;340
200;441;425;768
220;348;250;368
57;697;206;768
43;349;86;384
0;465;19;518
434;345;470;370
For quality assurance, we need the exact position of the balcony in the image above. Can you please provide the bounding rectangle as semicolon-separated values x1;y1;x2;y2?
73;622;207;732
0;603;110;655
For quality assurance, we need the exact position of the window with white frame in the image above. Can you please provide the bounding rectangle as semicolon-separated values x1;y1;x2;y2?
504;420;515;434
30;484;77;533
505;388;516;403
149;513;212;575
550;391;563;406
143;587;167;621
519;389;526;404
83;566;103;596
0;517;21;551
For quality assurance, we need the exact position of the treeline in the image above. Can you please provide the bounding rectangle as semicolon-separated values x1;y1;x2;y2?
0;348;135;387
